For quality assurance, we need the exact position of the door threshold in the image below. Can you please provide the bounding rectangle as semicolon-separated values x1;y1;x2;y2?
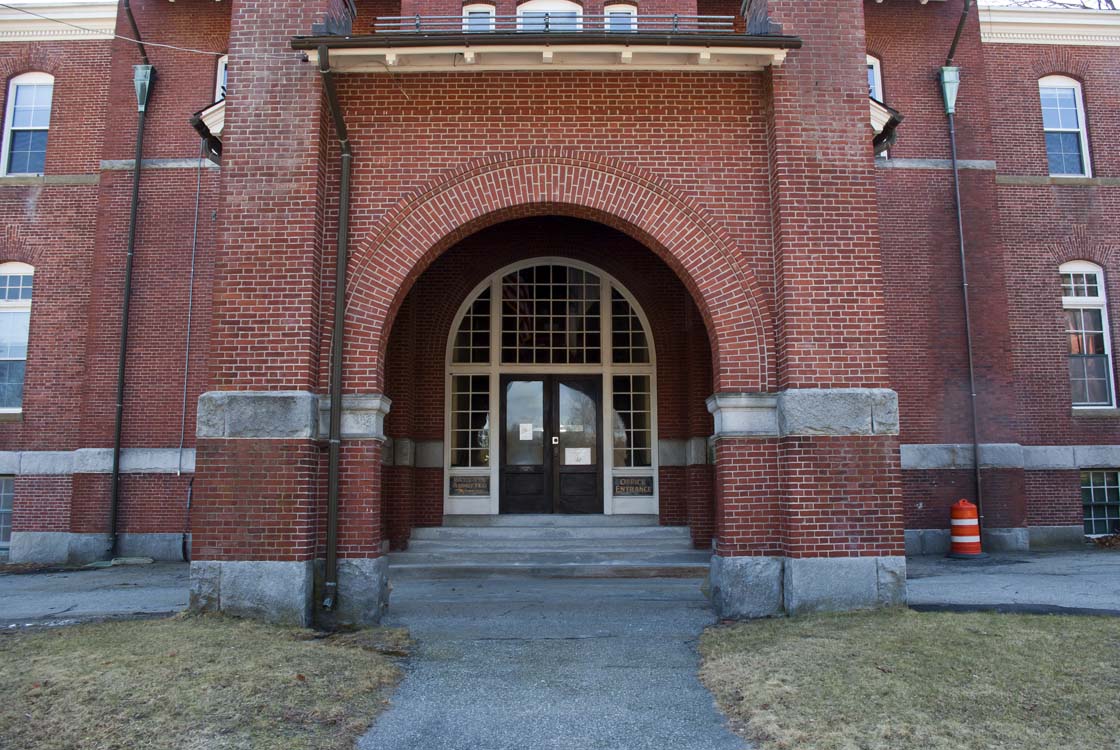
443;514;661;528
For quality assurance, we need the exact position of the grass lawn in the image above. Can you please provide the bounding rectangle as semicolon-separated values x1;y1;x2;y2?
0;614;408;750
700;608;1120;750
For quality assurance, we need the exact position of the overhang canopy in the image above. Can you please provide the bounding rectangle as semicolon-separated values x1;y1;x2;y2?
292;32;800;73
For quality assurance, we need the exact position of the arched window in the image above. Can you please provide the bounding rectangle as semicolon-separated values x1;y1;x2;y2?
867;54;884;102
517;0;582;32
1039;75;1091;177
1061;260;1113;408
0;262;33;411
604;4;636;32
463;3;496;32
445;259;657;515
2;72;54;176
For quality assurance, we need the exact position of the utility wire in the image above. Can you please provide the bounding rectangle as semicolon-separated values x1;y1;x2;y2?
0;3;224;56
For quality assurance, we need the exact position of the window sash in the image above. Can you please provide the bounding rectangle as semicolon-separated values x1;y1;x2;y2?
4;81;52;176
1081;471;1120;536
1039;83;1090;177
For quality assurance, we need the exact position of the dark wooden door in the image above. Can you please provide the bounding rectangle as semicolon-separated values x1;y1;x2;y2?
553;376;603;514
499;377;551;513
499;375;603;514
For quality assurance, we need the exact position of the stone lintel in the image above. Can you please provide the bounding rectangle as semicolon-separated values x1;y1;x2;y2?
707;388;899;439
317;394;392;440
197;391;392;440
901;443;1120;471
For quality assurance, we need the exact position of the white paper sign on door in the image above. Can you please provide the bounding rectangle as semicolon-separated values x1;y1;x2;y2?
565;447;592;465
519;423;534;441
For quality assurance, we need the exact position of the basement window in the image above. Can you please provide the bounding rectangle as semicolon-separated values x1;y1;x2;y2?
1081;471;1119;536
1062;260;1114;408
0;477;11;548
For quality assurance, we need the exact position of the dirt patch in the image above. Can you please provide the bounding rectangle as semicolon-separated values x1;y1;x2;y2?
700;608;1120;750
0;613;408;750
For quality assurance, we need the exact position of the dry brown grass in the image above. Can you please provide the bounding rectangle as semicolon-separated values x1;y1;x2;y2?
0;614;408;750
700;608;1120;750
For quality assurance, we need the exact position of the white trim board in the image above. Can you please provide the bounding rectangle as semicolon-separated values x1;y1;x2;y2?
980;6;1120;47
0;2;117;42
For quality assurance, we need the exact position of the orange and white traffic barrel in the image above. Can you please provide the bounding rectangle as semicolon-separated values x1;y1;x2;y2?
948;499;987;559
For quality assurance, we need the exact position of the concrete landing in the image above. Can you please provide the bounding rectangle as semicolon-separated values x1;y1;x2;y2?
359;577;745;750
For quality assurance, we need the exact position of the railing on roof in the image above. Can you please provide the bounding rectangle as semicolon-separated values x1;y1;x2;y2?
375;14;737;35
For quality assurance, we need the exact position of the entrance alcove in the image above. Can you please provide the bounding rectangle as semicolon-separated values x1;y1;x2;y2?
379;216;717;550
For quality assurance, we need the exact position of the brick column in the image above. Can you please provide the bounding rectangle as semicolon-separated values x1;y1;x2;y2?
707;0;906;618
187;0;373;626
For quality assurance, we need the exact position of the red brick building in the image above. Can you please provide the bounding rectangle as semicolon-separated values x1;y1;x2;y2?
0;0;1116;625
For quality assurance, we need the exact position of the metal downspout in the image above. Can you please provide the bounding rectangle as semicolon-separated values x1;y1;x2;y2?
318;46;353;611
944;0;984;529
109;4;154;557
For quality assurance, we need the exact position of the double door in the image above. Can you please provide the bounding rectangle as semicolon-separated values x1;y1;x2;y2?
500;375;602;514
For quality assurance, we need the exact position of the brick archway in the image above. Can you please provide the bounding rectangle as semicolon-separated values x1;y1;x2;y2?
344;155;772;393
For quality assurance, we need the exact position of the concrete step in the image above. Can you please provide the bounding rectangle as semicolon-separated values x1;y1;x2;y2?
388;562;710;580
410;525;690;541
406;538;696;553
443;514;660;527
390;550;711;566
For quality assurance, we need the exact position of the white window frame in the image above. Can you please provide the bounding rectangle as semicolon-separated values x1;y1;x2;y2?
0;261;33;414
444;258;658;516
1;72;54;177
1062;260;1114;409
1039;75;1091;178
462;4;496;32
604;4;636;32
215;55;228;101
867;54;884;103
517;0;583;32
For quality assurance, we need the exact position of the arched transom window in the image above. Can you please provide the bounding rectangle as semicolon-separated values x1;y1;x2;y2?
445;259;657;516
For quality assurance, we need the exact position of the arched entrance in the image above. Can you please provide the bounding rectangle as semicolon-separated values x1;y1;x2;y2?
444;258;659;517
380;216;718;551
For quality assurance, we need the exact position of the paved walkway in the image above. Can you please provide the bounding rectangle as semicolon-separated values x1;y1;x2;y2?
359;577;745;750
907;548;1120;615
0;562;188;627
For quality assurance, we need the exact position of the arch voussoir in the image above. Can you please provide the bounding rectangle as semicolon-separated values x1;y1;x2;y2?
345;155;773;394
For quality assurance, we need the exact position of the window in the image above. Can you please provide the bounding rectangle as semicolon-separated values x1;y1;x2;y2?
462;4;495;32
604;4;636;32
612;375;651;467
500;264;600;365
215;55;228;101
1081;471;1119;536
867;54;883;102
0;477;11;548
517;0;582;32
450;375;490;467
1039;75;1090;177
1062;261;1114;408
0;263;32;412
2;73;54;176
